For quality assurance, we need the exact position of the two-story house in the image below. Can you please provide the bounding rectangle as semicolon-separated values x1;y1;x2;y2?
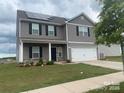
16;10;97;63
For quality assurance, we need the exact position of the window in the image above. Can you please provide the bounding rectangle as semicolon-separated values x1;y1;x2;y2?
57;47;63;58
32;46;40;58
78;26;88;36
32;23;39;35
48;25;55;36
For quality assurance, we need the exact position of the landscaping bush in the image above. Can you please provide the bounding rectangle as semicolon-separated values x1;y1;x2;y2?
24;63;31;67
46;61;54;65
17;61;31;67
36;58;43;66
17;63;24;67
66;60;71;63
30;61;34;66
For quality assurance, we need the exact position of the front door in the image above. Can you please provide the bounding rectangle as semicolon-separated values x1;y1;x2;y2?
51;48;56;61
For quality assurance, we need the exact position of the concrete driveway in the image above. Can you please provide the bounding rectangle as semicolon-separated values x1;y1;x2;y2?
82;60;123;70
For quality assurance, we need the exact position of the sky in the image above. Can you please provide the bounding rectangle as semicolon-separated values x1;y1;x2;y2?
0;0;101;58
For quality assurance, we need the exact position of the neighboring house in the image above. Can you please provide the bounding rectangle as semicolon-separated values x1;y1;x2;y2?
16;10;97;63
98;44;121;57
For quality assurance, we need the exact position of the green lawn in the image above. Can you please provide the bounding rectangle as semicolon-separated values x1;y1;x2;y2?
87;82;124;93
0;63;118;93
104;56;122;62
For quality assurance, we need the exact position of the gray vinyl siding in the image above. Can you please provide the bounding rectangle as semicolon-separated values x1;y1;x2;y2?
23;44;29;60
23;43;67;61
20;21;66;40
16;11;20;62
67;24;95;42
23;43;49;60
67;14;95;43
69;14;94;26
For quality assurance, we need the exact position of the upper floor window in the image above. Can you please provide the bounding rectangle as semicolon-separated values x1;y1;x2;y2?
77;26;90;37
32;23;39;35
48;25;55;36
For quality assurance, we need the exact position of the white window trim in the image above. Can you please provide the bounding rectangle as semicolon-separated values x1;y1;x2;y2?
32;23;39;35
78;26;88;36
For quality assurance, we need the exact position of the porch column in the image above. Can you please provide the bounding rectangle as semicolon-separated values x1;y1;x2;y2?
19;40;23;62
67;44;69;60
49;43;51;61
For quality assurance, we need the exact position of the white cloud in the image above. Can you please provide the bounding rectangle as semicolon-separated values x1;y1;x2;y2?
0;23;15;35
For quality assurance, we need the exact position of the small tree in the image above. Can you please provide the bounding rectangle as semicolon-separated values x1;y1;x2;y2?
95;0;124;72
95;0;124;46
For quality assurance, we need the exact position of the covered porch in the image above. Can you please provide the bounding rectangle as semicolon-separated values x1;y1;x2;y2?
19;39;67;62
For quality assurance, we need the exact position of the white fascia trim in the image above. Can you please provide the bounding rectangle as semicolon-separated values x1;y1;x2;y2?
21;38;67;43
68;41;95;44
66;22;93;27
19;18;62;26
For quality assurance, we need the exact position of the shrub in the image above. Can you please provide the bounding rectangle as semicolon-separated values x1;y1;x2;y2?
24;61;31;67
46;61;54;65
66;60;71;63
39;58;43;64
17;62;31;67
30;61;34;66
36;58;43;66
24;63;31;67
29;59;34;66
17;63;24;67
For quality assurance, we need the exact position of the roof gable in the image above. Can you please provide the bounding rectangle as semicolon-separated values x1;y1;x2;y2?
67;12;95;26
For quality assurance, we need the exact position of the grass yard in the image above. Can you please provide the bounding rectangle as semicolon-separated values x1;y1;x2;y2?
87;82;124;93
0;63;118;93
104;56;122;62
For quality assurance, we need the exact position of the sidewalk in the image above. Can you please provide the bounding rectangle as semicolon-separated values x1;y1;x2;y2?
21;72;124;93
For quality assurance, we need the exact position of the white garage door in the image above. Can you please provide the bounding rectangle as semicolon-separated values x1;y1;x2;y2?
71;47;97;62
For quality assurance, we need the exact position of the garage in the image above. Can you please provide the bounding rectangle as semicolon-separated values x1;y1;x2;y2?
71;47;97;62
